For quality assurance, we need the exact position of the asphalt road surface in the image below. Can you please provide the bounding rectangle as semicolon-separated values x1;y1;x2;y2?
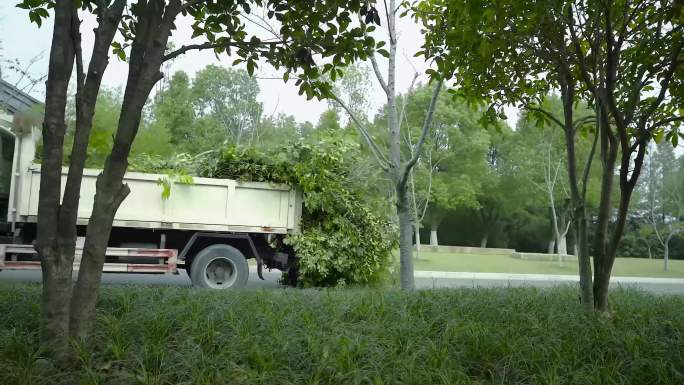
1;268;683;294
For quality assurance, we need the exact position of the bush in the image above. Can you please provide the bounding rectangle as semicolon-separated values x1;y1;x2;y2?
1;285;683;385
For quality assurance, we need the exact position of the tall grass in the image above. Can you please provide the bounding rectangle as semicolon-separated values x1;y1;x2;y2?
1;285;683;384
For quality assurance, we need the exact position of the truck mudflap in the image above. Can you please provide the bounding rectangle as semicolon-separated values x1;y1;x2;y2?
0;244;178;274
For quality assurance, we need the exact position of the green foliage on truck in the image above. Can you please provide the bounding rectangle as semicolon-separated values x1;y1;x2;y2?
132;141;396;287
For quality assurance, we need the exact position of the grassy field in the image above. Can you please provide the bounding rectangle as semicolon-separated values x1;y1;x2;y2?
1;285;684;385
413;252;684;278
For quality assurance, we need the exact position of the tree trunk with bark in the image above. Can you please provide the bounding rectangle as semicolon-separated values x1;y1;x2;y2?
591;111;618;311
34;0;128;355
559;71;594;311
70;0;173;335
36;1;77;360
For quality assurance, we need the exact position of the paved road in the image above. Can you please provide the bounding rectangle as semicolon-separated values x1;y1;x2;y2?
0;267;281;289
2;268;684;294
415;271;684;295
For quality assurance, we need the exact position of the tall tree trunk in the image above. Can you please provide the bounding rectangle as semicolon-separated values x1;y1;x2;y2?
559;72;594;306
559;73;594;311
592;114;618;311
384;0;416;290
69;0;172;337
36;0;76;359
547;239;556;254
64;1;126;339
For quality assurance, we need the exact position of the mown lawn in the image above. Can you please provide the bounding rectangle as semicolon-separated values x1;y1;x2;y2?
413;252;684;278
1;285;684;384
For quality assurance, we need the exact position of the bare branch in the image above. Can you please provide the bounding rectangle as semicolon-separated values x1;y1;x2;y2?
399;71;420;141
331;93;390;171
400;79;443;186
369;54;389;95
163;40;281;62
573;115;596;130
581;121;599;200
525;105;565;130
71;11;85;113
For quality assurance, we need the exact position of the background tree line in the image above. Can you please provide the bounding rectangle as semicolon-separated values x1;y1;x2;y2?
72;64;684;264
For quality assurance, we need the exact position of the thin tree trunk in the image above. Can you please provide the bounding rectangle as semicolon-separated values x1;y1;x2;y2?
414;222;421;259
592;117;618;311
594;120;643;311
64;1;126;339
663;231;675;272
397;189;415;289
558;69;594;311
547;239;556;254
575;210;593;307
414;223;421;250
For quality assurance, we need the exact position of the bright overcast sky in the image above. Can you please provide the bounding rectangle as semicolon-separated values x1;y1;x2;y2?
1;3;518;127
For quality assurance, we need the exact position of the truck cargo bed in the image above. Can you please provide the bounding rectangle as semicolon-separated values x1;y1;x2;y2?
11;166;302;235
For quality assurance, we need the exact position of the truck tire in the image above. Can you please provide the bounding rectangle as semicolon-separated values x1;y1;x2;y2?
190;244;249;289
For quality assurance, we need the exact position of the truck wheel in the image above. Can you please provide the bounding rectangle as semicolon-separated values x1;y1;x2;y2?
190;244;249;289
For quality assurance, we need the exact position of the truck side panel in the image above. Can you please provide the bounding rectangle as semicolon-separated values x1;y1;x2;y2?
19;166;301;234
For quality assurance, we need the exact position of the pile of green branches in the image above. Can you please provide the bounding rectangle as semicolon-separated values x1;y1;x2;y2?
133;142;396;287
203;143;395;287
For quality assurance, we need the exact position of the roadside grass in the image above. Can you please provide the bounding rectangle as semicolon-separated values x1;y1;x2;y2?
413;252;684;278
1;285;684;384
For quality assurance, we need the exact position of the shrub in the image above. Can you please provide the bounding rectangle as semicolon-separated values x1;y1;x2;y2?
1;285;684;385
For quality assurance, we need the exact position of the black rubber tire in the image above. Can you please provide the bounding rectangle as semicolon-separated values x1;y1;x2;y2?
190;244;249;289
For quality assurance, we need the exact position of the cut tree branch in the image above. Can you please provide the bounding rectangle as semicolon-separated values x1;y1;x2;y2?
163;40;282;62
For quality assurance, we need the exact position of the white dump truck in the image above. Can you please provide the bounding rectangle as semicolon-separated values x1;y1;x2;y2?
0;121;302;289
